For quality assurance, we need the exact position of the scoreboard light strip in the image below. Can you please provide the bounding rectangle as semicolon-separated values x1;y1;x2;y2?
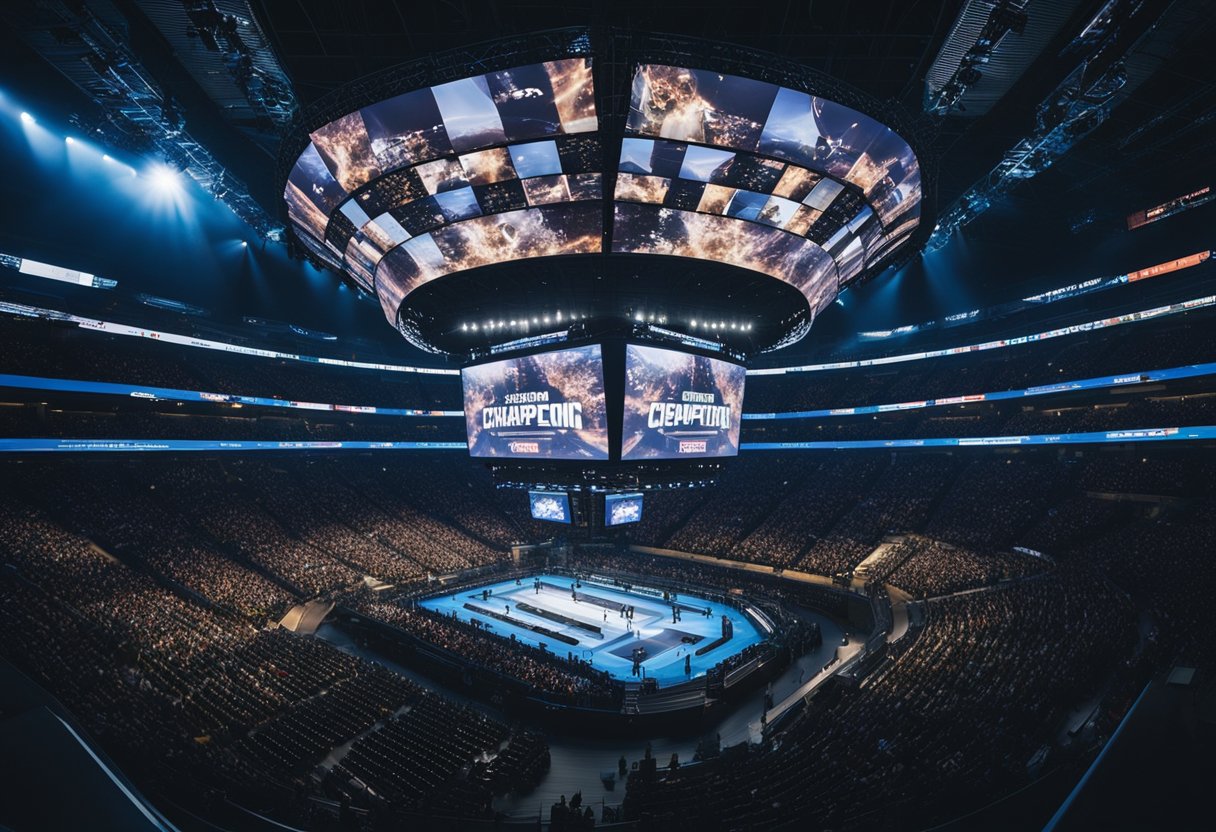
749;294;1216;376
2;427;1213;453
4;359;1214;428
743;361;1216;420
0;439;467;453
741;425;1216;450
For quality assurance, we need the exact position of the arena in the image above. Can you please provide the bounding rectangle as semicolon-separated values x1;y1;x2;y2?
1;2;1214;831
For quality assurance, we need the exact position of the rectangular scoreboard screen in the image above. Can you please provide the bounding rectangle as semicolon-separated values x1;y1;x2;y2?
529;490;572;524
605;492;644;526
621;344;746;459
462;344;610;460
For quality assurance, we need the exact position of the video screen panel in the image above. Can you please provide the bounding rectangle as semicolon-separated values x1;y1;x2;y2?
612;203;839;317
373;201;602;322
530;490;572;524
626;64;920;232
605;492;644;526
462;344;609;460
621;344;746;460
286;59;597;244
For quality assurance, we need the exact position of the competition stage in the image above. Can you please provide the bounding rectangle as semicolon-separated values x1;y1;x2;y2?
419;574;765;687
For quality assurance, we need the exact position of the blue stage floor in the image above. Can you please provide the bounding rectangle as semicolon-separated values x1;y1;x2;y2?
419;574;764;686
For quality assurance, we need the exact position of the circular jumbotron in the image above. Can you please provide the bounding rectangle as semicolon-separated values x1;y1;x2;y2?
280;30;929;356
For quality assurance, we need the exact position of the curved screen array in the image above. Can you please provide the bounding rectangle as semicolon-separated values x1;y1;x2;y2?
613;65;921;316
283;59;602;319
284;57;923;339
623;65;920;230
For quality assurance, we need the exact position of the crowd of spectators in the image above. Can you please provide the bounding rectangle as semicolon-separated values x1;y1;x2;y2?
0;405;462;444
617;450;1216;827
0;315;460;410
798;456;959;575
9;455;519;593
0;490;548;828
744;316;1216;414
5;308;1216;454
20;464;296;618
2;389;1215;830
882;536;1046;598
625;570;1138;829
1068;502;1216;669
8;391;1211;447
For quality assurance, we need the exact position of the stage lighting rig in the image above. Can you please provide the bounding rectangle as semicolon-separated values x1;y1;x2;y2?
179;0;298;129
7;2;286;244
927;0;1030;116
926;1;1159;252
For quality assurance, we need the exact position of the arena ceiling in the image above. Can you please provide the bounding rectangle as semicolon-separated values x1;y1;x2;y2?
4;0;1214;361
249;0;958;109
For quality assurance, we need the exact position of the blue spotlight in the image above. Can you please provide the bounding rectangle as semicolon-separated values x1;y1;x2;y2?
65;136;74;144
148;164;181;192
19;111;34;124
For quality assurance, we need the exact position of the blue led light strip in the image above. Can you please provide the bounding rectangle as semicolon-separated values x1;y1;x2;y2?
0;439;468;453
4;292;1216;383
749;294;1216;376
743;362;1216;420
0;429;1212;453
5;358;1215;425
740;426;1216;451
0;373;462;417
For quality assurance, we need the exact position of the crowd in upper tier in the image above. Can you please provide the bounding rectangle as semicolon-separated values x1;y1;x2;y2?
3;311;1216;450
0;315;461;409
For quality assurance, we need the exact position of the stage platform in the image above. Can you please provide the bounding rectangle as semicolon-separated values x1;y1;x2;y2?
419;574;765;686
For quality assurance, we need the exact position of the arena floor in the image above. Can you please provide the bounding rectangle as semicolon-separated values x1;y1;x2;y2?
419;574;765;685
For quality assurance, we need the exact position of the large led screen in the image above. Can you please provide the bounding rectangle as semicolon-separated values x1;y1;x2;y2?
605;492;644;526
530;491;572;524
612;203;839;316
621;344;746;460
374;201;601;323
284;59;601;323
626;64;921;231
462;344;609;460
